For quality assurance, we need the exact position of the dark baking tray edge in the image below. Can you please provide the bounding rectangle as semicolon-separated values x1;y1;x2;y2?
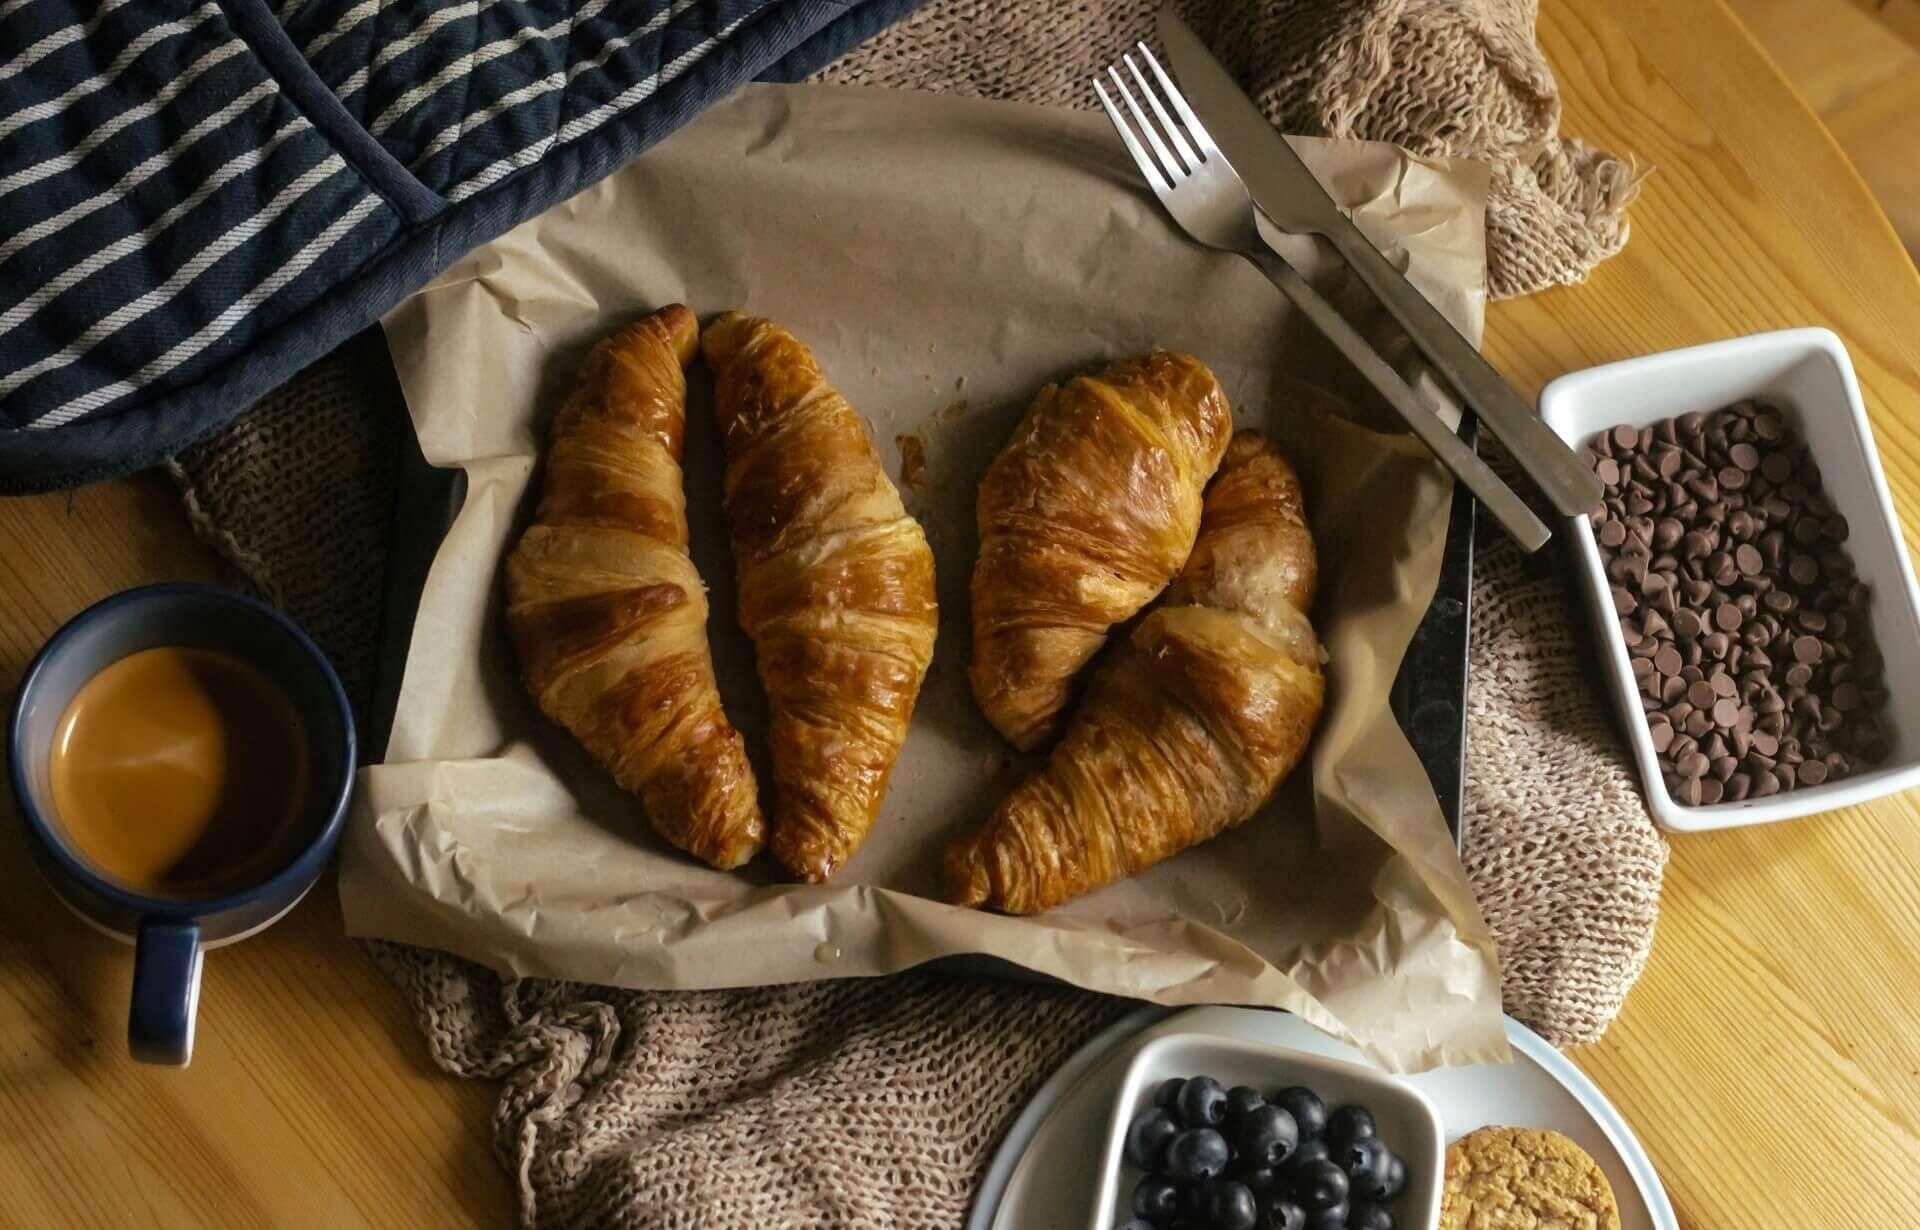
365;404;1475;851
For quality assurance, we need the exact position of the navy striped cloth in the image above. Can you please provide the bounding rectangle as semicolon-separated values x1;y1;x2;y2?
0;0;920;491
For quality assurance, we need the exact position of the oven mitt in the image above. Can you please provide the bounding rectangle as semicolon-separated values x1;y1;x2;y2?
0;0;918;491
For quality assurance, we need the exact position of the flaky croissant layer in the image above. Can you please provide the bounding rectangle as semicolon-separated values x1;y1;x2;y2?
704;311;938;883
949;432;1325;913
506;305;766;870
970;351;1233;752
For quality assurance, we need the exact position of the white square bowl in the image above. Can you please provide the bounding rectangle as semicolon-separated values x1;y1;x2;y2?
1090;1031;1444;1230
1539;327;1920;831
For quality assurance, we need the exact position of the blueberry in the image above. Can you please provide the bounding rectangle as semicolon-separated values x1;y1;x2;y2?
1338;1136;1391;1195
1206;1180;1260;1230
1133;1175;1183;1225
1351;1147;1406;1203
1226;1084;1267;1125
1154;1077;1187;1110
1176;1076;1230;1128
1163;1127;1231;1181
1289;1158;1349;1211
1260;1198;1307;1230
1125;1107;1182;1170
1324;1105;1376;1158
1234;1104;1300;1168
1272;1087;1328;1141
1303;1199;1348;1230
1280;1137;1329;1178
1178;1179;1211;1221
1115;1221;1156;1230
1233;1161;1280;1194
1374;1153;1407;1202
1349;1201;1396;1230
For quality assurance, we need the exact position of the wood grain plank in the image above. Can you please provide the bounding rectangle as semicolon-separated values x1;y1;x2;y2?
0;484;508;1229
1520;2;1920;1225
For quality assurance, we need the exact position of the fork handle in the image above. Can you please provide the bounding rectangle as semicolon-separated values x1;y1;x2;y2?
1242;247;1552;552
1328;226;1601;518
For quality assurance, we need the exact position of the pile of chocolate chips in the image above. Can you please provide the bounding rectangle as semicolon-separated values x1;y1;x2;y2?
1587;401;1890;804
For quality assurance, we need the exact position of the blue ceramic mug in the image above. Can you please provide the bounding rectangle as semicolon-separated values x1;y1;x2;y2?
8;584;354;1066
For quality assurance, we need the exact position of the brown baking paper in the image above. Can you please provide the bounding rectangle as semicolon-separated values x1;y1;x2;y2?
342;83;1509;1071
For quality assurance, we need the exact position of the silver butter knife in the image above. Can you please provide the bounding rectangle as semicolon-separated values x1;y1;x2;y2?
1158;5;1602;519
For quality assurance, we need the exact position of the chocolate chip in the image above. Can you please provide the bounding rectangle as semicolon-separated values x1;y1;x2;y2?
1799;759;1829;786
1698;776;1725;804
1589;404;1886;799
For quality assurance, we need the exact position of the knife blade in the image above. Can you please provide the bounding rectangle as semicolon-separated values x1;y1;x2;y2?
1157;4;1603;518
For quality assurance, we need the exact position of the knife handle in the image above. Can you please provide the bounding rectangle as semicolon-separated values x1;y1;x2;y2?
1243;247;1552;553
1327;226;1601;519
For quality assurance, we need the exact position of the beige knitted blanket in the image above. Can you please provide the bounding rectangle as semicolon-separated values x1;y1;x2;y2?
171;1;1663;1224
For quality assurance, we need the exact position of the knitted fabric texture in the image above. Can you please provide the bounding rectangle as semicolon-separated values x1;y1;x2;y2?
817;0;1641;298
170;2;1662;1224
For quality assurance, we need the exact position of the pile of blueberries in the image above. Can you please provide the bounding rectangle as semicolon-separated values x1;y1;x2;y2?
1115;1075;1410;1230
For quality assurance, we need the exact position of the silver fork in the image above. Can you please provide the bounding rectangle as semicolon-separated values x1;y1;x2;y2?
1096;45;1551;552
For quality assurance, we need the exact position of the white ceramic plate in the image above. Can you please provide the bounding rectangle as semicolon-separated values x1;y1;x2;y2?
969;1006;1678;1230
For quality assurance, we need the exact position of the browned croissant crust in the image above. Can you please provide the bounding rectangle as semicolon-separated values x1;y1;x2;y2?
703;311;939;883
505;305;765;870
947;432;1324;913
969;352;1233;751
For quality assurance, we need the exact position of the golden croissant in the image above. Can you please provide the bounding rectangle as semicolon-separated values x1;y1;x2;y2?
703;311;939;882
970;351;1233;751
947;432;1324;913
505;305;765;870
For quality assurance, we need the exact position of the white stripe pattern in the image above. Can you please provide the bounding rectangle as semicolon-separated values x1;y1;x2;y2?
411;0;686;170
0;82;279;273
0;0;137;86
369;10;575;134
304;0;379;56
0;156;348;401
446;5;748;202
0;3;221;140
333;0;486;102
0;38;248;199
34;195;387;427
0;119;310;334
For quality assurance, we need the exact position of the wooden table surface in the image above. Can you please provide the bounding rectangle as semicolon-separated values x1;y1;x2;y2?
5;0;1920;1224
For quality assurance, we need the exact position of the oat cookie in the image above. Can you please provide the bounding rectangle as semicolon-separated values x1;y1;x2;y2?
1439;1125;1622;1230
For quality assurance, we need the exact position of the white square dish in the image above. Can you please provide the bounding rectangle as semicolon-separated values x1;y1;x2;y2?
1538;328;1920;832
1090;1031;1444;1230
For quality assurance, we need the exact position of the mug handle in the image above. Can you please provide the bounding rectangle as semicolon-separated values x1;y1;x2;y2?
129;918;202;1066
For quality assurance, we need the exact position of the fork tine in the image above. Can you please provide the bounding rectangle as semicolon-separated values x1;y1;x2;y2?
1123;52;1197;173
1094;78;1171;194
1106;65;1184;186
1135;43;1217;159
